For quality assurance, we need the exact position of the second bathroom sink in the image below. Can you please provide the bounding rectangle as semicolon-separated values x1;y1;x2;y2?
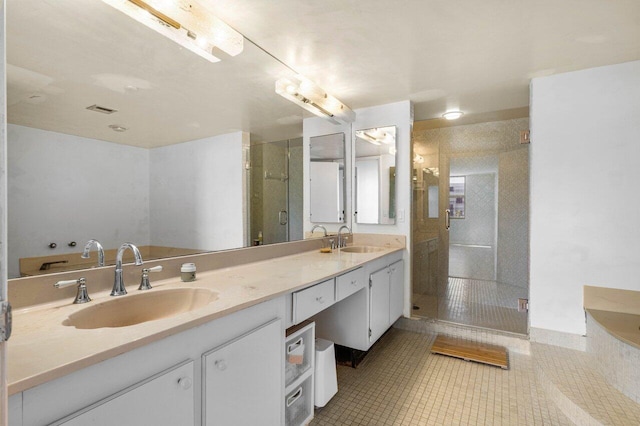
340;246;386;253
63;287;218;329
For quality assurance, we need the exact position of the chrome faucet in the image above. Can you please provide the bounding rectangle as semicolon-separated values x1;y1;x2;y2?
311;225;328;237
337;225;352;248
81;239;105;267
111;243;143;296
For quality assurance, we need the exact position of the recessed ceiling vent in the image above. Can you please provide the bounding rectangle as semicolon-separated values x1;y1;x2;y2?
86;104;118;114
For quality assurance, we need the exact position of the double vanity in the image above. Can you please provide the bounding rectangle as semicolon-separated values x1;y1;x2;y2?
7;234;405;425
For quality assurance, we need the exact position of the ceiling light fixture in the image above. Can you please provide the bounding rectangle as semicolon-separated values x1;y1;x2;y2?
442;110;464;120
275;76;355;124
423;167;439;177
101;0;243;63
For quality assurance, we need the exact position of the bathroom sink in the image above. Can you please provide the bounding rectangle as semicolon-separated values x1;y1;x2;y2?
63;288;218;329
340;246;386;253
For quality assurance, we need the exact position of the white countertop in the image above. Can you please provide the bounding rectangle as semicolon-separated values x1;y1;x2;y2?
8;245;402;394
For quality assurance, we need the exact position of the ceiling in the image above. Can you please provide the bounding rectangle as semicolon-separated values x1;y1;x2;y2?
6;0;640;148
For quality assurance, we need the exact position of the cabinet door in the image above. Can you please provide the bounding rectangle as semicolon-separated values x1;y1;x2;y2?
389;259;405;324
203;319;282;426
9;394;22;426
369;267;391;343
53;361;194;426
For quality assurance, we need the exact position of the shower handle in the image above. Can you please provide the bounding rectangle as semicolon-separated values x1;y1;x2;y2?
279;210;288;225
445;209;451;230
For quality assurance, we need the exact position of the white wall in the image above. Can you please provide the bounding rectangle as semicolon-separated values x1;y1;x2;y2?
149;131;247;251
7;125;150;278
530;60;640;335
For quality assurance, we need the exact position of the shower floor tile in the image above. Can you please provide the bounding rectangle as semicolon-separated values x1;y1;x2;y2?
311;328;571;426
412;277;527;335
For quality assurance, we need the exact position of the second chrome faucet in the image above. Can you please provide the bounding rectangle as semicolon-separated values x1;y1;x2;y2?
111;243;143;296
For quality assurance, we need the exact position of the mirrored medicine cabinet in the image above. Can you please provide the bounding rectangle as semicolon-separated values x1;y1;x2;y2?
354;126;397;225
309;133;346;223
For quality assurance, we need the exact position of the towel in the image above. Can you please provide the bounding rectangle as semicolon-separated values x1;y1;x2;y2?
288;342;305;365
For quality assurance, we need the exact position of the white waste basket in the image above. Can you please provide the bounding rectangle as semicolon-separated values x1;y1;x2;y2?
314;338;338;407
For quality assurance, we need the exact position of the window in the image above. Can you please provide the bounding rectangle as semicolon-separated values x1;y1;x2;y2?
449;176;465;218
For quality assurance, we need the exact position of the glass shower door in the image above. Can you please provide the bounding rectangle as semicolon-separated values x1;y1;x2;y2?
412;118;530;335
249;138;303;245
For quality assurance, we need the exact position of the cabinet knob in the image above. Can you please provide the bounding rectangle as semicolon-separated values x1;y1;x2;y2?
351;280;357;286
315;296;325;304
177;376;192;390
215;359;227;371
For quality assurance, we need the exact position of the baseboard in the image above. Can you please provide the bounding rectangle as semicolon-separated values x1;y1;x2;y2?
530;327;586;352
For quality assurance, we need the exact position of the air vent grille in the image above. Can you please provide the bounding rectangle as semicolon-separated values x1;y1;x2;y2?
86;104;118;114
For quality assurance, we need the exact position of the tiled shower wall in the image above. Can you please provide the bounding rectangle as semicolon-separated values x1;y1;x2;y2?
250;139;303;245
412;117;530;290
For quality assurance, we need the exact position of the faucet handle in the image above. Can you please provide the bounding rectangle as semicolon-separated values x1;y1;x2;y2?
139;265;163;290
55;277;91;304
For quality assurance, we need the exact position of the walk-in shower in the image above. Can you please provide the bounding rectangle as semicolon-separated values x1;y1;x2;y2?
249;138;303;246
411;117;529;334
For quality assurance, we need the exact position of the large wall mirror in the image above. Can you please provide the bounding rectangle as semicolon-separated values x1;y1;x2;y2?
309;133;346;223
354;126;397;224
6;1;303;278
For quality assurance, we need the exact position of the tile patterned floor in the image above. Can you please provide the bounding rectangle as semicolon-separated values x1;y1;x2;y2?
532;343;640;425
413;277;528;335
311;329;571;426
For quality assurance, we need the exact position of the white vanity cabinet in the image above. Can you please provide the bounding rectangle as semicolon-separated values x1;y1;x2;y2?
52;361;195;426
370;259;404;344
389;260;404;326
369;266;391;344
314;251;404;351
202;319;282;426
8;394;22;426
13;297;285;426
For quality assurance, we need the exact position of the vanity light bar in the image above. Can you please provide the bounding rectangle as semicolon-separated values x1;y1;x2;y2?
355;131;381;145
101;0;244;63
275;77;355;124
129;0;180;29
355;128;395;146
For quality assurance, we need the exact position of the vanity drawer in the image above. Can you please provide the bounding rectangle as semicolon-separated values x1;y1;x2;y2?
293;279;335;324
285;322;315;388
285;373;313;426
336;267;365;301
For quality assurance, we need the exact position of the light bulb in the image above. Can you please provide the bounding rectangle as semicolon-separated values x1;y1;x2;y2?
442;110;464;120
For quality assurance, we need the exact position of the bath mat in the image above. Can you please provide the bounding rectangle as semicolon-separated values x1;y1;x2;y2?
430;335;509;369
